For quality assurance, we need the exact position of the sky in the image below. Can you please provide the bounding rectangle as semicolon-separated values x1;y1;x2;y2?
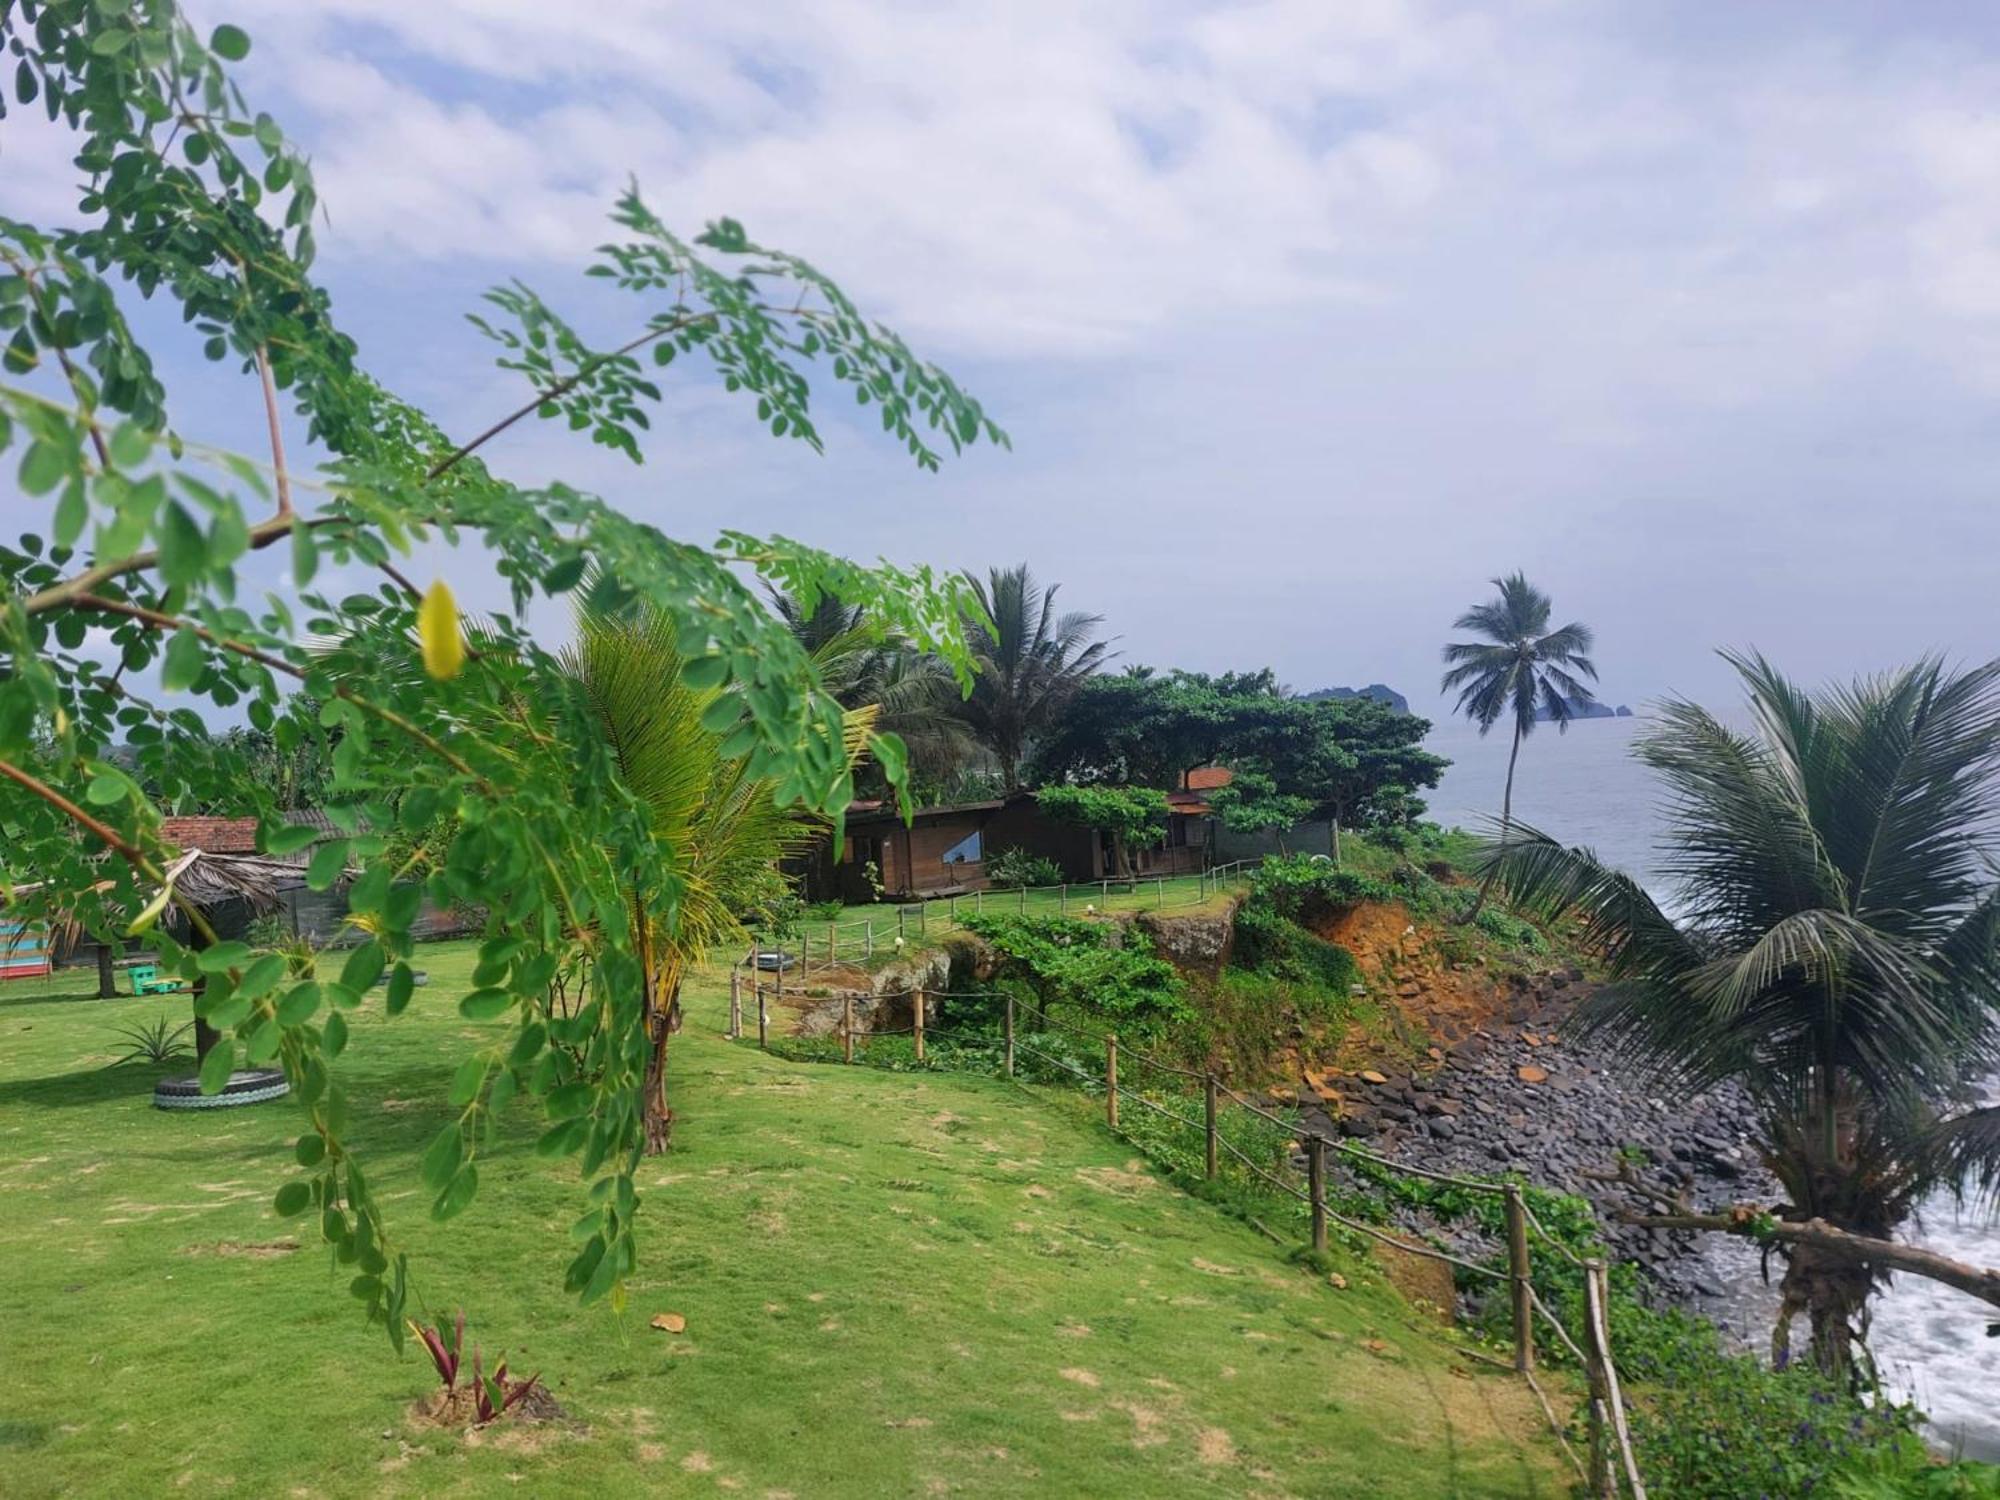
10;0;2000;719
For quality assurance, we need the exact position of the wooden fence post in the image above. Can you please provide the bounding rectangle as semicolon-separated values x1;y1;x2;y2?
1019;886;1026;915
897;907;906;942
1308;1135;1328;1253
1100;878;1108;905
949;894;958;924
1003;993;1015;1079
976;889;984;916
1204;1074;1218;1179
919;902;927;934
729;966;741;1039
828;922;837;966
1582;1258;1616;1498
913;989;925;1061
1504;1183;1534;1374
1105;1033;1118;1129
842;994;854;1064
756;981;768;1050
1585;1257;1645;1499
1060;884;1068;917
1156;876;1165;910
866;923;874;960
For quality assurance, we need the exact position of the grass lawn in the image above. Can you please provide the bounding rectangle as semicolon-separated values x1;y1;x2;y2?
0;940;1563;1498
801;871;1249;963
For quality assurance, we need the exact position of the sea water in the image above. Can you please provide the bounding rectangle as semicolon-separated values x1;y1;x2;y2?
1426;715;2000;1458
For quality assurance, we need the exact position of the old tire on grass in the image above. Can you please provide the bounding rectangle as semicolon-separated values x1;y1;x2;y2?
153;1068;290;1110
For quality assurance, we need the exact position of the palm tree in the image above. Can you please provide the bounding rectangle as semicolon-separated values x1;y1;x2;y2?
1440;572;1597;919
1490;653;2000;1380
954;563;1113;791
767;584;975;792
561;595;826;1153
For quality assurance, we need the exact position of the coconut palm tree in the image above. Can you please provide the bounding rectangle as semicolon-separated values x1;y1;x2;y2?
561;594;830;1152
1489;652;2000;1380
1440;572;1598;918
953;563;1112;791
767;584;974;791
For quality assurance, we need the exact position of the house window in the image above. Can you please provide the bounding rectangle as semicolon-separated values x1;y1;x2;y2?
847;835;879;865
940;829;983;865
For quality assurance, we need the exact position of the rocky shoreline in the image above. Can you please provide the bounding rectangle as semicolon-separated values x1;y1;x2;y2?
1293;970;1776;1301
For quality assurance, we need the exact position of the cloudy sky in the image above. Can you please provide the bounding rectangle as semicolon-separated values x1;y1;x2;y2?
12;0;2000;717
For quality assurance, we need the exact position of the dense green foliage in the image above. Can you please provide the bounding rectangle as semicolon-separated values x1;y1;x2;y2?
1494;653;2000;1377
1030;666;1446;856
1031;782;1168;873
981;845;1063;889
0;0;1002;1347
957;913;1190;1029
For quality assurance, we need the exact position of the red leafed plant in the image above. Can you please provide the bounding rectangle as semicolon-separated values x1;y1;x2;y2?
408;1310;543;1425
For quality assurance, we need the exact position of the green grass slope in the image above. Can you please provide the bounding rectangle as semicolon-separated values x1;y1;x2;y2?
0;942;1561;1498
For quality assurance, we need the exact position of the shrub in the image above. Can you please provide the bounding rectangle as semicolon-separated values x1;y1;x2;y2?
108;1014;195;1066
1250;854;1393;919
1230;900;1360;992
959;914;1190;1029
804;899;846;922
984;847;1064;890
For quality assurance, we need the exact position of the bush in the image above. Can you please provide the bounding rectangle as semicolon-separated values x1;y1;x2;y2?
1251;854;1393;919
984;847;1064;890
959;914;1190;1029
1230;900;1360;992
805;899;846;921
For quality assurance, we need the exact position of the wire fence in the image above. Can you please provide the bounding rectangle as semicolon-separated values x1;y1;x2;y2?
725;969;1647;1497
752;860;1264;973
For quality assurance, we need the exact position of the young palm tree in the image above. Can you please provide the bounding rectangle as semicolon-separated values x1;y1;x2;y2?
561;595;829;1153
1440;572;1598;918
1491;652;2000;1379
954;563;1112;790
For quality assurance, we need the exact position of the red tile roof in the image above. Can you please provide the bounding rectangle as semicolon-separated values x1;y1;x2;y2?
1183;766;1235;791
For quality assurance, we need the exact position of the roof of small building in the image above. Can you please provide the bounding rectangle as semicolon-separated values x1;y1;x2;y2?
1183;766;1235;791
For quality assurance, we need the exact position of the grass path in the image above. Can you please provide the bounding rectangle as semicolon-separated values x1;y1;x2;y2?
0;942;1562;1497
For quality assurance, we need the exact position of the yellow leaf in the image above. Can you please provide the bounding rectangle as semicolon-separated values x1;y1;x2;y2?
649;1312;686;1334
418;579;464;680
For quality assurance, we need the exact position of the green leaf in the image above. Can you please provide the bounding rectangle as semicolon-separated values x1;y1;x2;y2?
339;940;385;994
156;500;205;587
108;420;151;467
295;1133;326;1167
264;823;321;856
210;23;251;60
419;1124;462;1190
273;1180;312;1217
237;954;289;1002
52;479;87;548
292;522;318;584
385;963;415;1017
159;628;204;692
84;774;129;807
322;1010;348;1057
275;982;320;1026
543;555;586;593
198;1039;237;1095
305;839;348;892
458;987;511;1022
431;1163;478;1221
196;940;252;974
448;1055;486;1107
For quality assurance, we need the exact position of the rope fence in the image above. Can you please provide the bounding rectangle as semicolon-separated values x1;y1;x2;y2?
725;971;1647;1498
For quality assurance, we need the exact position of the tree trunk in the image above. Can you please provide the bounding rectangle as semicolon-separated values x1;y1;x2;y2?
1330;816;1342;867
96;942;117;999
1772;1240;1875;1384
1461;719;1524;924
642;984;680;1155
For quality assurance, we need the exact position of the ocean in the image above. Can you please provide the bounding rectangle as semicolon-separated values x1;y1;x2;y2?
1425;714;2000;1459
